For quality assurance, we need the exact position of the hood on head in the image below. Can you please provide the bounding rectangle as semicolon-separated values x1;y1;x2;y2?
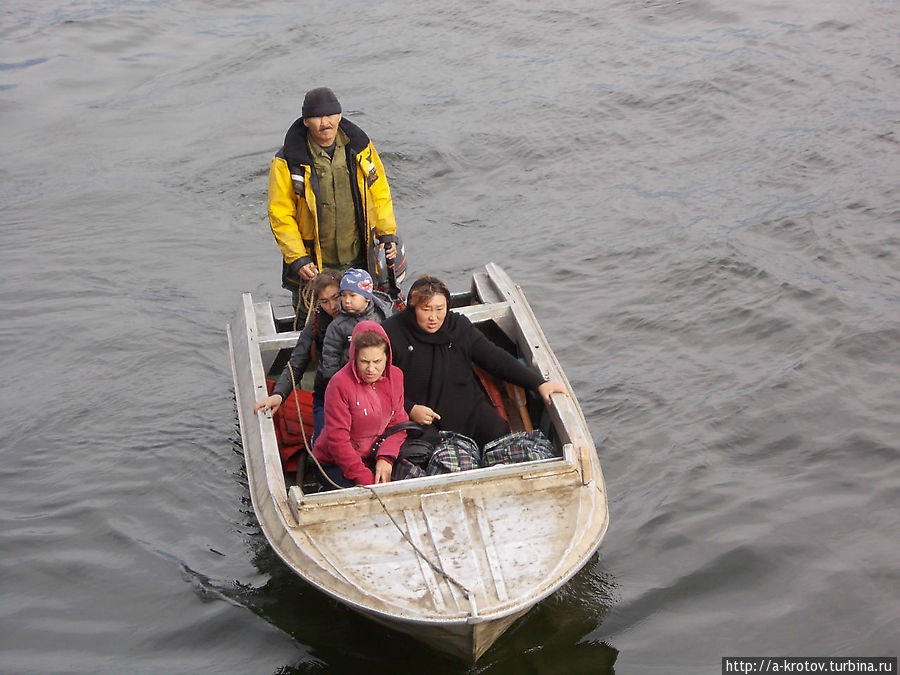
348;320;393;381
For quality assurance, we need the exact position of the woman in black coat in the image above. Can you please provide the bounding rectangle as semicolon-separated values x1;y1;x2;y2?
382;275;567;447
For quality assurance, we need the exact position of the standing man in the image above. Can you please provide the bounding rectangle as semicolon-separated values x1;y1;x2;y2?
267;87;401;317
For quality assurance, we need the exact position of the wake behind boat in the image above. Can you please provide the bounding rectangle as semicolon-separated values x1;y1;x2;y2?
226;262;609;661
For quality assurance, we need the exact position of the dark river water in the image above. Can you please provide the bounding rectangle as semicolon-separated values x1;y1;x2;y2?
2;1;898;673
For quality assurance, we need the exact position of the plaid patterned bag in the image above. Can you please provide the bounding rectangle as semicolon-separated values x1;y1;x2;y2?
425;431;481;475
481;430;555;467
391;458;426;481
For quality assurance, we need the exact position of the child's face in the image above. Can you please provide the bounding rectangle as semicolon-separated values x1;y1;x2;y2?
341;290;369;314
317;284;341;318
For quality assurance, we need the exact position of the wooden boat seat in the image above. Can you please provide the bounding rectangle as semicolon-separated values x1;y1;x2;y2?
228;264;609;661
473;367;533;433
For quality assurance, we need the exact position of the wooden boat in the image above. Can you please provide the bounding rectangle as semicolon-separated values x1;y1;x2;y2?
226;262;609;661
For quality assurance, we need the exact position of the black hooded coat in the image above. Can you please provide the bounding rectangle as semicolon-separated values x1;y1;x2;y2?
382;308;544;447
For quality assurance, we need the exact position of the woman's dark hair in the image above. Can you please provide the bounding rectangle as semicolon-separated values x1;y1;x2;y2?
353;330;389;355
407;275;451;308
312;268;342;297
308;268;343;337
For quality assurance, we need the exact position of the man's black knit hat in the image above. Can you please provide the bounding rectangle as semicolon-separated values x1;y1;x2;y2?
302;87;342;118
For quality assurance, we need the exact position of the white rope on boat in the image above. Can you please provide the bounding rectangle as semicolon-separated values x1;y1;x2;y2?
363;486;476;610
285;361;476;609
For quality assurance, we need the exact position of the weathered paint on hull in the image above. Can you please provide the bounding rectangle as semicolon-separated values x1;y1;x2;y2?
227;264;609;661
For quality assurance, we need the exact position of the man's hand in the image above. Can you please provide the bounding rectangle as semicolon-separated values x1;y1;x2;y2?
298;261;318;281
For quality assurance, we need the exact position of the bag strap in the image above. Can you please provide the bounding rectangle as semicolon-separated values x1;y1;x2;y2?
371;421;425;453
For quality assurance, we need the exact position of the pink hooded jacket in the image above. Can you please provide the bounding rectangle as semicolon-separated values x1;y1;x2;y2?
312;320;408;485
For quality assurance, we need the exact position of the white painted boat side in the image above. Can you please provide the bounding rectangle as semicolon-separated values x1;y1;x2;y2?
227;264;609;661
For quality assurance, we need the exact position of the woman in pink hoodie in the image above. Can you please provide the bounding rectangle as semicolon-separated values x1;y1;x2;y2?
312;320;408;489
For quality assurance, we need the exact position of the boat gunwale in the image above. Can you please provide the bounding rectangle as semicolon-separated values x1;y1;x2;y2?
226;263;609;660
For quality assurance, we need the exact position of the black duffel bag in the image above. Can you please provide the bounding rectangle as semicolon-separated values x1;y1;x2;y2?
370;421;437;479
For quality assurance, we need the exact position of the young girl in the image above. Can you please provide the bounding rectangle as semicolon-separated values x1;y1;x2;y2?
254;268;342;440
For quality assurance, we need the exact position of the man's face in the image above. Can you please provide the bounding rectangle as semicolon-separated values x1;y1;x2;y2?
304;113;341;147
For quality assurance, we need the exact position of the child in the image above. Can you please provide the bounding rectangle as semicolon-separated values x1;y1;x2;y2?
253;269;342;440
319;268;394;383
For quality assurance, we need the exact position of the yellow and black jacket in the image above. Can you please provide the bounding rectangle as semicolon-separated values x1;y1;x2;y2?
267;117;398;289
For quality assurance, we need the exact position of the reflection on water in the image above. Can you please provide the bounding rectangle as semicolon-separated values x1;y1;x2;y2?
475;560;619;674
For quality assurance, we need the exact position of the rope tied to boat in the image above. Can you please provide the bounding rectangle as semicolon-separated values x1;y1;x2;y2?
285;360;344;491
361;486;475;607
285;364;475;605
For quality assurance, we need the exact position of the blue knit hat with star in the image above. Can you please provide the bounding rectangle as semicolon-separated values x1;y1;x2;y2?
340;268;373;300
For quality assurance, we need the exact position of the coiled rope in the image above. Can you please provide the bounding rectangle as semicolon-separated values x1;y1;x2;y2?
292;281;316;332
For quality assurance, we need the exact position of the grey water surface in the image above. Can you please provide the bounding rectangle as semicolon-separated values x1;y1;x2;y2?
1;1;898;673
